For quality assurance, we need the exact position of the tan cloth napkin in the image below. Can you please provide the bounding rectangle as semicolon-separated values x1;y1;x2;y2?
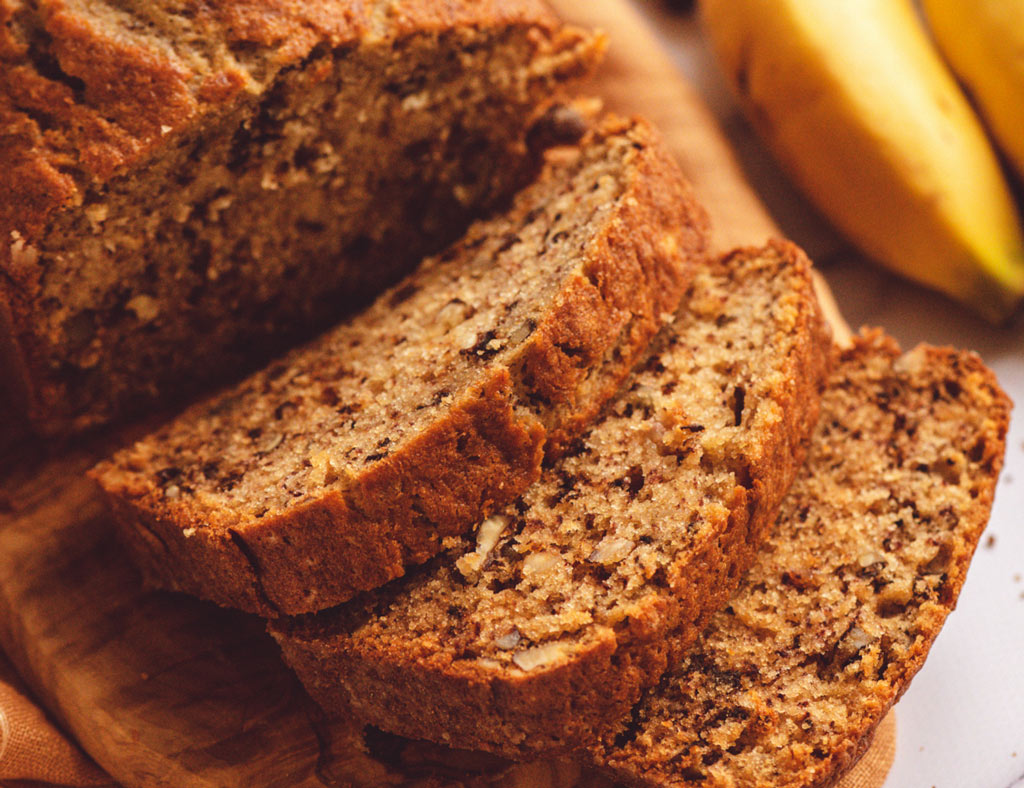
0;1;888;786
842;714;898;788
0;651;113;787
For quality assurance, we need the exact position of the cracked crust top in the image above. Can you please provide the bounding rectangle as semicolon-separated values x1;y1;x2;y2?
0;0;564;237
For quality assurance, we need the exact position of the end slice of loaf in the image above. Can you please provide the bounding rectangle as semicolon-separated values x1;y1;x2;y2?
1;0;602;434
91;117;709;617
270;241;833;758
591;331;1011;787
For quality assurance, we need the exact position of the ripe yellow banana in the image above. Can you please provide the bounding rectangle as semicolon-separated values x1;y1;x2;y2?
701;0;1024;321
922;0;1024;184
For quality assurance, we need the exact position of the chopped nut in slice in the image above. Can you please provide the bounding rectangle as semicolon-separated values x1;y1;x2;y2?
495;630;521;651
512;640;569;672
589;536;634;565
522;550;563;578
456;515;511;580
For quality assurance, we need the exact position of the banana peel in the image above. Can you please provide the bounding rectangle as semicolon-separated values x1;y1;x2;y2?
701;0;1024;322
923;0;1024;185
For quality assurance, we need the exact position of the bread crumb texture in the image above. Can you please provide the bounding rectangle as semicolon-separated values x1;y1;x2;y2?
593;331;1011;788
261;332;1008;788
271;241;833;758
0;0;603;432
92;117;708;616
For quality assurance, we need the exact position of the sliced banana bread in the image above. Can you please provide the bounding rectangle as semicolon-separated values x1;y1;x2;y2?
271;241;833;758
591;332;1010;787
0;0;602;434
91;117;709;617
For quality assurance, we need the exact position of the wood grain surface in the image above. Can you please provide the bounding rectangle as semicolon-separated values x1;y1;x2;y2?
0;2;857;787
0;435;328;788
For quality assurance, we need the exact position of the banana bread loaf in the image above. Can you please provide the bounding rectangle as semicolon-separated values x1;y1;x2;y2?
271;241;833;758
591;332;1010;787
0;0;602;434
91;117;709;617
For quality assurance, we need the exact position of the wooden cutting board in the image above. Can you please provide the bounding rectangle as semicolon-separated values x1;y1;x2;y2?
0;3;852;787
0;440;332;788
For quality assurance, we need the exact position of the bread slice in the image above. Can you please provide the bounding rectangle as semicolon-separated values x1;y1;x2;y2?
276;331;1008;788
590;332;1011;787
91;117;709;617
0;0;603;435
270;241;834;758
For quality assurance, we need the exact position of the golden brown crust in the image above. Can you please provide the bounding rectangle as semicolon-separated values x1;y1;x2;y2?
271;241;833;758
534;119;711;456
101;368;548;613
593;331;1011;788
0;0;561;236
92;117;708;616
0;291;31;421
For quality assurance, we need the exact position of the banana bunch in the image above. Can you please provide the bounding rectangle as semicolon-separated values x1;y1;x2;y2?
701;0;1024;322
923;0;1024;183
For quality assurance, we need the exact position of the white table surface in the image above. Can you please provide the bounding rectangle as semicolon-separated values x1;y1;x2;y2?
635;3;1024;787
